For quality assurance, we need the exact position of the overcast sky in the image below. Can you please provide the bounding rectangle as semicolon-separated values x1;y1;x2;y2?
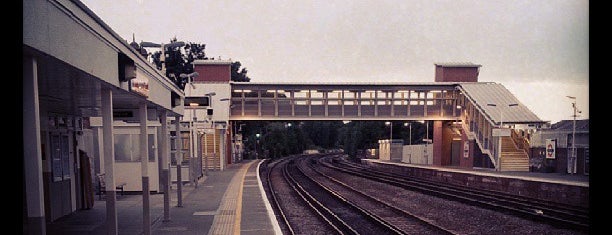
80;0;588;124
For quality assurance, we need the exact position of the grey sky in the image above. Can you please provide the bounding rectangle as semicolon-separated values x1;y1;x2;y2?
80;0;588;123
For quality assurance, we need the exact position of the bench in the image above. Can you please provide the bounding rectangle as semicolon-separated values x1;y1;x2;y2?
96;173;127;200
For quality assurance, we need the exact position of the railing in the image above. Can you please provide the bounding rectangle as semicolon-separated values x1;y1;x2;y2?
460;117;495;167
511;129;530;156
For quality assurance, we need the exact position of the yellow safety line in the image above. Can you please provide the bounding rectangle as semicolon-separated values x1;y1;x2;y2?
233;160;256;235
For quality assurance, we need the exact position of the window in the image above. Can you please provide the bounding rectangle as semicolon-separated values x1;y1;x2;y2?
114;134;156;162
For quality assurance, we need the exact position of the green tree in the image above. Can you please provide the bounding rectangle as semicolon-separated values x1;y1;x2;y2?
231;61;251;82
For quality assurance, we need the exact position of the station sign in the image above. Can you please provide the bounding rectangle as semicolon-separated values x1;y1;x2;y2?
463;141;470;158
492;128;511;137
545;139;556;159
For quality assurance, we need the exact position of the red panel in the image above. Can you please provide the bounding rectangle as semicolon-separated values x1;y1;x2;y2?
193;64;231;82
435;67;479;82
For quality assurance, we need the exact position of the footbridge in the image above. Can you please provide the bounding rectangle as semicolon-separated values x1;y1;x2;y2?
224;81;546;171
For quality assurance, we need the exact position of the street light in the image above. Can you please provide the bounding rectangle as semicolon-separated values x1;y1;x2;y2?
566;96;581;174
404;122;411;145
487;103;519;171
255;133;261;159
188;103;199;187
385;121;393;140
486;103;518;128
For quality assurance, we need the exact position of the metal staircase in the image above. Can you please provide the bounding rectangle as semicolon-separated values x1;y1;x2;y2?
499;135;530;171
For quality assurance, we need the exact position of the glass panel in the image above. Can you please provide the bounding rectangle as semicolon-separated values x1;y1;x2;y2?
329;90;342;99
328;101;342;116
294;90;308;98
231;100;242;115
148;134;155;162
344;103;358;116
311;100;323;105
427;99;440;116
311;103;325;116
277;90;289;98
244;99;258;115
51;134;62;182
278;100;292;116
244;90;258;98
114;134;133;162
261;90;275;98
61;135;70;180
261;99;275;116
294;101;309;116
311;90;324;98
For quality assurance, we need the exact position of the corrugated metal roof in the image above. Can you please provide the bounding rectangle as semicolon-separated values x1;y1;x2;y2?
434;62;482;67
231;81;460;86
550;119;589;132
459;83;544;124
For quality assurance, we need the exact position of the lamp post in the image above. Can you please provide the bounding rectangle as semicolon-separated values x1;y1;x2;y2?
404;122;411;145
418;120;431;164
255;133;261;159
487;103;518;171
566;96;581;174
403;122;411;163
385;121;393;140
188;103;198;187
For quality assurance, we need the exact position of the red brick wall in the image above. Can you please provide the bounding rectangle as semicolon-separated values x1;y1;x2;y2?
432;121;443;166
193;64;231;82
435;66;479;82
441;122;453;165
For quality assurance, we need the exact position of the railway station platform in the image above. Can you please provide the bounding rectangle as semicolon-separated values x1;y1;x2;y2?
45;159;281;235
362;159;589;207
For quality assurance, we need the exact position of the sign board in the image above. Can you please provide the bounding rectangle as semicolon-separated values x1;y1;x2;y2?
129;70;149;97
492;128;511;137
545;139;556;159
463;141;470;158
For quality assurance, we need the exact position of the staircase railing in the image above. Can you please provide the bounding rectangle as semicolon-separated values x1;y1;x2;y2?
460;118;497;168
511;129;530;157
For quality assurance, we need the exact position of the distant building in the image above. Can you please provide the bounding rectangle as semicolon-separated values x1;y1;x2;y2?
529;119;589;175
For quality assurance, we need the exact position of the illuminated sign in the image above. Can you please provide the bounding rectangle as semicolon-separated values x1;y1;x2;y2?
130;76;149;97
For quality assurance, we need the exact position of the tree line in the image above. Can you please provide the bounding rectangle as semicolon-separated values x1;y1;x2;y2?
237;121;431;159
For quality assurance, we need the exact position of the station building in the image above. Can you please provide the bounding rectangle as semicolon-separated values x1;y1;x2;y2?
23;1;578;233
529;119;589;175
23;0;186;233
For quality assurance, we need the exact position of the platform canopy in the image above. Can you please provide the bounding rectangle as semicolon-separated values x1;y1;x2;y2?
458;82;544;125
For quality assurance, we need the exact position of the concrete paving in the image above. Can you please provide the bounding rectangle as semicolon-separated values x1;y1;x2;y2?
45;159;278;235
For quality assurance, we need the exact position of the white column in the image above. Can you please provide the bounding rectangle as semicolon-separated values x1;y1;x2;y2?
159;110;170;221
139;102;151;235
23;55;46;234
101;87;118;234
175;116;183;207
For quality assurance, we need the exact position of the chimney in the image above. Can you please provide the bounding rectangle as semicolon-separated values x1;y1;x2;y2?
434;62;481;82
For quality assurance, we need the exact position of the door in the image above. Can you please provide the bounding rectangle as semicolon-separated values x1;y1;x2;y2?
48;132;74;221
451;140;461;166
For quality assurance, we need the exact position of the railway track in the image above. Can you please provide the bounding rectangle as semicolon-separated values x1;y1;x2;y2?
296;156;457;234
319;155;590;232
267;155;452;234
264;156;341;234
